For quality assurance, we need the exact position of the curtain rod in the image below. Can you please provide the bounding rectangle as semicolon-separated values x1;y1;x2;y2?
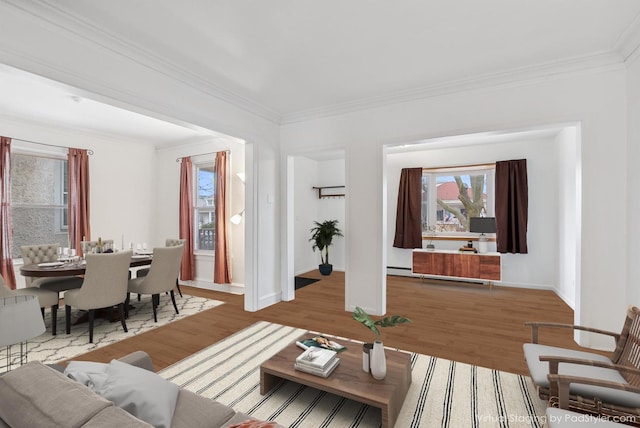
422;162;495;172
10;137;94;155
176;149;230;162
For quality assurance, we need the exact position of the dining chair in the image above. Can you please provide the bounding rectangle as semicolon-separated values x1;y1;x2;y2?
0;276;60;335
64;251;133;343
126;245;184;322
19;244;83;294
136;238;185;297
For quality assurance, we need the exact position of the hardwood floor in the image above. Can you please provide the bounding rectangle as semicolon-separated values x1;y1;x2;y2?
69;272;594;375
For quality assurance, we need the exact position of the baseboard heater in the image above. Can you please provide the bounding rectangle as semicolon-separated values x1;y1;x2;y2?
386;266;487;285
386;266;413;277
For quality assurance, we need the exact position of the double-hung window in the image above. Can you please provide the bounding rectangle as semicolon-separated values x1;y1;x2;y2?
11;151;69;258
421;165;495;235
195;162;215;251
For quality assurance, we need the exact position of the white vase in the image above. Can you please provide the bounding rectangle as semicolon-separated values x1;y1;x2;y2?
370;340;387;380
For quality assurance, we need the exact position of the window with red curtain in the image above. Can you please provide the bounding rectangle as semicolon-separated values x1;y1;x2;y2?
179;157;195;280
68;148;91;256
393;167;423;249
495;159;528;254
0;137;16;288
214;151;231;284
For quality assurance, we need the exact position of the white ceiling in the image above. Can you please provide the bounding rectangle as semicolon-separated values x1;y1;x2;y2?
2;0;640;144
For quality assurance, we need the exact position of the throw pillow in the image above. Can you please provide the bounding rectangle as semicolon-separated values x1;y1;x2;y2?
96;359;179;428
63;361;109;391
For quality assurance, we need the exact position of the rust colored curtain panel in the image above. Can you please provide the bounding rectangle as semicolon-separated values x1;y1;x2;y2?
393;167;423;249
0;137;16;289
495;159;528;254
68;149;91;256
214;151;231;284
179;157;195;280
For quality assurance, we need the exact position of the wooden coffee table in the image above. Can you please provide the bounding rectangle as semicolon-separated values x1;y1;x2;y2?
260;333;412;428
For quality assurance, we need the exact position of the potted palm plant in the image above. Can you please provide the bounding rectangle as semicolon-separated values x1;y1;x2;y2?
309;219;343;275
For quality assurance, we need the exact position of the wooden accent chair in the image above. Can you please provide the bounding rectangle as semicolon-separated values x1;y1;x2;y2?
524;306;640;421
125;245;184;322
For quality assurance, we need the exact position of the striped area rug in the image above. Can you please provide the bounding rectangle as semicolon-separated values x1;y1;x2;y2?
159;321;547;427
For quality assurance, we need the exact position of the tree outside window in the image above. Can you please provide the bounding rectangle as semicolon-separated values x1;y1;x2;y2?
422;167;495;234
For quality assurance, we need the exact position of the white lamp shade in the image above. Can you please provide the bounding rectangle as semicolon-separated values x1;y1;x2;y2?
0;295;45;346
230;209;245;225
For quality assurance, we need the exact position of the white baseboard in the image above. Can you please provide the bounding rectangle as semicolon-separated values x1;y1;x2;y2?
181;279;245;295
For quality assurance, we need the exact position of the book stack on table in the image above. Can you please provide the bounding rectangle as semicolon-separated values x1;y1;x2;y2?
294;347;340;378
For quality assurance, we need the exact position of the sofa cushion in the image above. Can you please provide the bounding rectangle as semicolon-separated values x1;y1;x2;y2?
524;343;640;408
523;343;614;388
96;359;179;428
171;388;236;428
0;361;112;428
82;406;153;427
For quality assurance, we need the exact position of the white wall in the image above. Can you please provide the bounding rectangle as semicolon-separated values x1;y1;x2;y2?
317;159;346;271
294;157;346;275
282;67;628;347
386;135;560;290
3;117;155;288
294;157;319;274
556;127;580;308
626;56;640;307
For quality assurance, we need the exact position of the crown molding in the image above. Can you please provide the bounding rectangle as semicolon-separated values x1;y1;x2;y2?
0;0;282;125
615;11;640;66
281;51;625;124
0;112;158;147
1;0;635;128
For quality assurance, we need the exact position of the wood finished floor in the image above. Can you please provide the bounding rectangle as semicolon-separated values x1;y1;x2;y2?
68;272;593;375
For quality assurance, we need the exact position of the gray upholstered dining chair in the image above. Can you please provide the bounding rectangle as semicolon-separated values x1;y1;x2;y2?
126;245;184;322
0;276;60;335
64;251;133;343
20;244;83;294
136;238;185;297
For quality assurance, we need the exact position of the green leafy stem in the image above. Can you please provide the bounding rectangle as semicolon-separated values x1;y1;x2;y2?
352;306;411;337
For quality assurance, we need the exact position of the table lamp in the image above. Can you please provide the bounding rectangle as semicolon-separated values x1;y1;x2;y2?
0;295;45;371
469;217;497;254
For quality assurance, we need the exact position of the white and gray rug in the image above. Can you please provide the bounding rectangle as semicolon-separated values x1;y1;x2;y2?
25;294;224;365
160;321;547;428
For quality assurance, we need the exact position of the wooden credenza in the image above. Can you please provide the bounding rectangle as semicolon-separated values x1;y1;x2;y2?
412;249;501;284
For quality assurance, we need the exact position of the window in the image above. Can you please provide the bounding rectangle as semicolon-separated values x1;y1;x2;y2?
421;166;495;234
195;162;215;251
11;152;69;258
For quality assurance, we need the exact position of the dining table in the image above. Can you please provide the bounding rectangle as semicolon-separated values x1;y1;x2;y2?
19;253;154;325
19;254;153;279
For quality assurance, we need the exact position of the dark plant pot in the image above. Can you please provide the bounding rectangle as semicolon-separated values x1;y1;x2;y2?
318;264;333;276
